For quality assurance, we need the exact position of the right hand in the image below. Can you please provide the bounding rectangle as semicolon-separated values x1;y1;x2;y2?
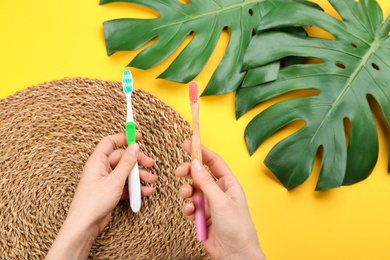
175;140;266;260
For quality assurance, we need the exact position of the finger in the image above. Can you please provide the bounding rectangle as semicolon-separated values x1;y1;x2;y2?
135;132;142;142
182;203;195;222
110;143;139;184
179;184;194;199
141;186;155;197
191;159;225;202
109;150;154;169
120;185;156;200
183;140;233;179
138;153;154;168
140;170;158;183
108;149;125;169
94;133;128;157
175;163;191;178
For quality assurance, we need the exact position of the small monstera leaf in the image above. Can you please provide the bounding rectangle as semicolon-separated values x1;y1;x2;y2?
101;0;317;95
236;0;390;190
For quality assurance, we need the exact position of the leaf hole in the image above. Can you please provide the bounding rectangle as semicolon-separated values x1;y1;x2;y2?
367;94;389;143
351;43;357;48
248;9;253;16
336;63;346;69
282;56;324;68
225;26;231;35
304;26;336;40
252;28;256;36
302;57;324;65
313;145;323;178
372;63;380;70
343;117;351;148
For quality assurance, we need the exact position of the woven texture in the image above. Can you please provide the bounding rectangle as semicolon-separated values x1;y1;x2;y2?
0;78;210;259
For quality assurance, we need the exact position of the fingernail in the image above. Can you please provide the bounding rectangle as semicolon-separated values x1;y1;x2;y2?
193;159;204;172
180;186;188;194
128;143;139;156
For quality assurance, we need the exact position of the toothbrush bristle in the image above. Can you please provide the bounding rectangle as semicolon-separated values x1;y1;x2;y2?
189;81;198;103
122;70;133;93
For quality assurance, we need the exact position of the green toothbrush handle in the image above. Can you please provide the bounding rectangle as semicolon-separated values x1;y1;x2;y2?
125;121;141;212
126;122;136;145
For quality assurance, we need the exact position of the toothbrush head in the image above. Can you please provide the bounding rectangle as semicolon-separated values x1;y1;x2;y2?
189;81;198;103
122;69;133;94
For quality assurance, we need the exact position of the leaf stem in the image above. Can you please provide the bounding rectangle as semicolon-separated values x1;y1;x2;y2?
309;39;380;143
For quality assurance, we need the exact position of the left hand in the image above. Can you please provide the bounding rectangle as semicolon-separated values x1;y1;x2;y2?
67;132;156;238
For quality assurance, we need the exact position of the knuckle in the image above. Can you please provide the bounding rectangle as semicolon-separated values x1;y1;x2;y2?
204;153;221;168
102;136;117;149
101;136;110;145
119;154;136;168
207;156;218;168
198;173;214;187
198;171;212;182
203;180;215;191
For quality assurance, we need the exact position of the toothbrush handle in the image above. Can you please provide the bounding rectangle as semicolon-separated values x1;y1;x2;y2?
194;195;207;240
126;122;136;144
129;162;141;212
126;122;141;213
190;102;207;241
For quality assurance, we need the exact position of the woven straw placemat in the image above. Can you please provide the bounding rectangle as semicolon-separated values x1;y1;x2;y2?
0;78;210;259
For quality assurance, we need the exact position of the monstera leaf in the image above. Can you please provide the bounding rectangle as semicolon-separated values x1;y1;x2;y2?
236;0;390;190
100;0;317;95
101;0;274;95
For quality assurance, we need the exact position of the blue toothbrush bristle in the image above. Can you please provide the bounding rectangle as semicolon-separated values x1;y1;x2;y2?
122;70;133;93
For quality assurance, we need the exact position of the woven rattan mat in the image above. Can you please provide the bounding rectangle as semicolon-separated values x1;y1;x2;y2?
0;78;210;259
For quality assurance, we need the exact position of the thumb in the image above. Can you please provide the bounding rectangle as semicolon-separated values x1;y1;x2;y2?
111;143;139;184
191;159;224;201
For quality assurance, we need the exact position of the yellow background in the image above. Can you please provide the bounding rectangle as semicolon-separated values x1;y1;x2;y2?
1;0;390;259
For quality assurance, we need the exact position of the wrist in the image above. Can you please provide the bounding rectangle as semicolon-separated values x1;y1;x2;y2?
244;246;266;260
222;249;266;260
64;210;100;239
221;243;266;260
243;242;266;260
46;216;97;259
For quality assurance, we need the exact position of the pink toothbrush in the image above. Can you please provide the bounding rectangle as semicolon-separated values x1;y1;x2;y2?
189;81;207;241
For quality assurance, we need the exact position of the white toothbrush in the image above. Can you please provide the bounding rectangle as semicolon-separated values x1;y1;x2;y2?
122;69;141;213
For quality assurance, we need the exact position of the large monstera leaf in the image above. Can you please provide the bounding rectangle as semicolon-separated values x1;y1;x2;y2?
101;0;275;95
100;0;310;95
237;0;390;190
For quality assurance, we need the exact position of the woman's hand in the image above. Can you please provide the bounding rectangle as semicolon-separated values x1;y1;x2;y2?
47;132;156;259
67;132;156;236
176;141;266;260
